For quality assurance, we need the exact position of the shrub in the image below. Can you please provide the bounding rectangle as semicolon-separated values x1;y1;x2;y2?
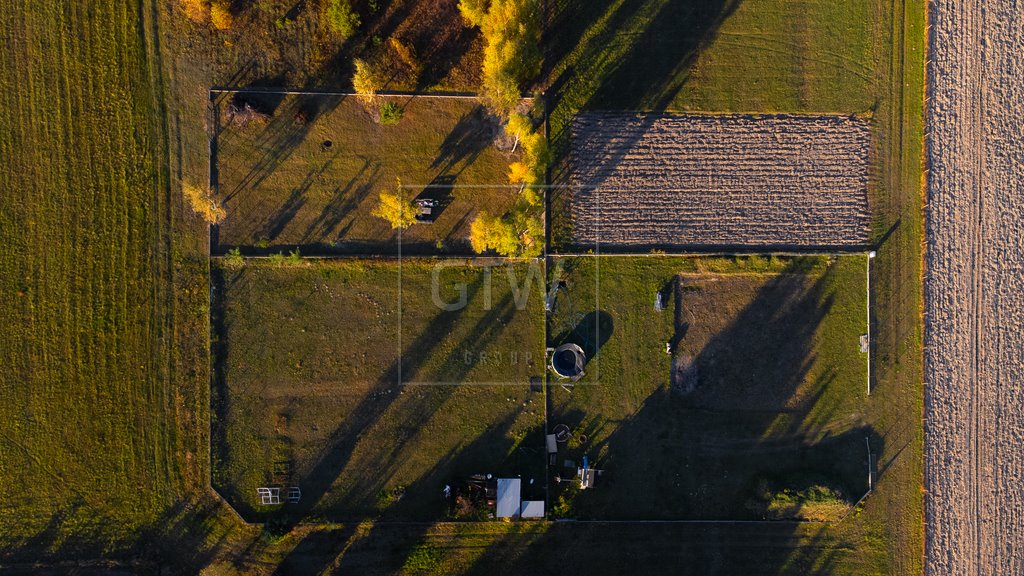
402;543;443;573
389;36;423;77
325;0;360;39
223;247;244;268
267;252;286;266
379;102;403;125
371;179;419;229
182;182;226;224
286;248;302;265
352;58;385;100
210;0;233;29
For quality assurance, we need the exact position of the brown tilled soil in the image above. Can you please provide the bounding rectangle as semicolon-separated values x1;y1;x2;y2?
566;113;871;249
925;0;1024;574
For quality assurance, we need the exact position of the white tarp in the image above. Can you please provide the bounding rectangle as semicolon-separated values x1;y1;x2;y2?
496;478;521;518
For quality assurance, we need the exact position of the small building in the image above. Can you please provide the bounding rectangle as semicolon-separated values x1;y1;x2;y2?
520;500;545;518
579;468;597;490
496;478;522;518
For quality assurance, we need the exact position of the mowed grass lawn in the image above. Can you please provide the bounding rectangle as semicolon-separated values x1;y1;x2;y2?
545;0;879;141
213;259;546;520
214;95;522;254
0;0;178;557
547;255;869;519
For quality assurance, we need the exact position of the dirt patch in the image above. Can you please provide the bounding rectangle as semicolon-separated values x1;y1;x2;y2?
565;113;871;249
925;0;1024;573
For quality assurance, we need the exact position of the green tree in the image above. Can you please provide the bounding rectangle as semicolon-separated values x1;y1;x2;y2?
379;101;403;125
325;0;360;38
223;247;244;268
372;179;419;229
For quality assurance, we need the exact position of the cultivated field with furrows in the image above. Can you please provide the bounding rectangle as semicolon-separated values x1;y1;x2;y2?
567;113;871;249
925;0;1024;573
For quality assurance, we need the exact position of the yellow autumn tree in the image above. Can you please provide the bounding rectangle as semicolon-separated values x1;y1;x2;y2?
182;182;226;224
210;0;233;29
458;0;489;27
353;58;385;102
477;0;542;116
469;207;542;258
180;0;209;22
508;162;530;184
371;179;419;229
504;113;549;186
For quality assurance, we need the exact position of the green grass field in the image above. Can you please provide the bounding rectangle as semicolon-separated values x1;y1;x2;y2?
212;259;546;520
546;255;869;519
0;0;925;570
0;0;179;558
214;94;521;254
545;0;881;147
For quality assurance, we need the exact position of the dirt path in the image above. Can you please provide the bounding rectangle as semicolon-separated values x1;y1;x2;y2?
925;0;1024;573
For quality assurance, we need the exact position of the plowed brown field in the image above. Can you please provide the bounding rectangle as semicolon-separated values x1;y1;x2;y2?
566;113;871;249
925;0;1024;573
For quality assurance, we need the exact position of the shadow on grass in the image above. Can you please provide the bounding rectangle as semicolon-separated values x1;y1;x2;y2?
216;89;344;211
544;0;740;248
430;104;499;176
210;269;543;530
547;259;878;521
545;0;741;121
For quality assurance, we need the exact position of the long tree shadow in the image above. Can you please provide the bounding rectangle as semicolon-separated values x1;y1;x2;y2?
540;258;880;566
253;271;540;527
298;158;379;245
453;517;854;575
267;279;487;523
220;92;344;205
430;104;499;176
545;0;741;250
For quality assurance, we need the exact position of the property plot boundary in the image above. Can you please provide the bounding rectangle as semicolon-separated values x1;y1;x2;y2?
203;86;879;526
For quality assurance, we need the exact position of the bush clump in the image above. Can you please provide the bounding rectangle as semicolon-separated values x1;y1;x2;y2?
352;58;386;101
746;479;851;522
379;102;403;125
325;0;360;39
182;182;226;224
179;0;209;22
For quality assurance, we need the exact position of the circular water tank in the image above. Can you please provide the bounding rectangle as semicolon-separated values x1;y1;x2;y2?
551;343;585;380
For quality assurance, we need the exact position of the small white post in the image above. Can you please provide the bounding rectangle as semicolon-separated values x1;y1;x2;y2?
865;436;873;492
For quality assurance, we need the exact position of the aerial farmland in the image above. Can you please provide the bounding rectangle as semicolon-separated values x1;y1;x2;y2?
14;0;1015;573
